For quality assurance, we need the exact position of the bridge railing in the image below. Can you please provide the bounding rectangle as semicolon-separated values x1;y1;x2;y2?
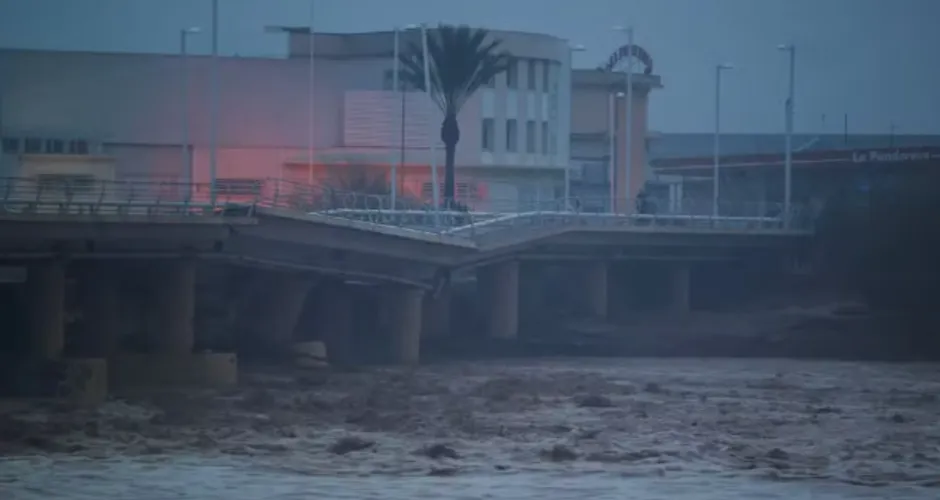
0;176;816;238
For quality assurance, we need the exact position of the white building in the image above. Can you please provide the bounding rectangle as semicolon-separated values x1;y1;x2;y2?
0;28;577;211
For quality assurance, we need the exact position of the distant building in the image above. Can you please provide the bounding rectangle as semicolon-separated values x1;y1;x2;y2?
0;29;661;212
647;133;940;215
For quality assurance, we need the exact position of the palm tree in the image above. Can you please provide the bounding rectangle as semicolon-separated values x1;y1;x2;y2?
398;24;512;208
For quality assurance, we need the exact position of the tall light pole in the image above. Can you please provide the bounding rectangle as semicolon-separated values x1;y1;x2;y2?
778;44;795;227
391;26;404;209
566;44;586;210
419;23;440;224
179;27;201;194
712;63;733;217
608;92;624;212
264;5;316;187
613;26;634;213
209;0;219;207
306;1;316;186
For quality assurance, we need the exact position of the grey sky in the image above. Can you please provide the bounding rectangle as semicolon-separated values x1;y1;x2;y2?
1;0;937;135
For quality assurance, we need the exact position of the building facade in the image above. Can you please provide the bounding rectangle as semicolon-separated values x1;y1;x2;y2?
0;28;605;212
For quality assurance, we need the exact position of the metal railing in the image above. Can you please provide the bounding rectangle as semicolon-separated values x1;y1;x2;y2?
0;177;815;242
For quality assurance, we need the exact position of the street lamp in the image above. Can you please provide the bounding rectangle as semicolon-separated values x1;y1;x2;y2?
778;43;796;227
565;43;586;209
608;91;624;212
712;63;733;218
209;0;219;206
179;27;201;193
390;24;421;209
416;23;440;224
613;26;634;213
264;1;317;187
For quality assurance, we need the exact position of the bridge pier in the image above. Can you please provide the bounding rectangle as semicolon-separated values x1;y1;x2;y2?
670;263;691;314
315;279;354;366
422;287;451;338
26;259;67;359
578;261;609;319
479;260;519;339
77;263;122;357
252;272;316;354
149;259;196;354
382;285;424;365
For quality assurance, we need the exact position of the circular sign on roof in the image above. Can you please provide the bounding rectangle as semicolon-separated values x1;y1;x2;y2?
598;44;654;75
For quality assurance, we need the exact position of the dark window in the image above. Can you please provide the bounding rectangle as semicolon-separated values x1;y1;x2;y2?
36;174;97;193
24;137;43;154
527;60;537;90
46;139;65;154
1;137;20;154
505;119;518;152
481;118;495;152
505;59;518;89
525;120;536;153
68;140;90;155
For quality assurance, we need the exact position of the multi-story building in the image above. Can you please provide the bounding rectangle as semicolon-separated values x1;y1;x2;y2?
0;28;661;212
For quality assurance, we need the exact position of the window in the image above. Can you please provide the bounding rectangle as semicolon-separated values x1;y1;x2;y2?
481;118;495;152
46;139;65;154
505;59;518;89
525;120;536;153
36;174;97;193
215;178;263;196
505;119;518;152
542;62;550;91
24;137;43;154
527;60;537;90
68;140;90;155
541;122;549;155
1;137;20;154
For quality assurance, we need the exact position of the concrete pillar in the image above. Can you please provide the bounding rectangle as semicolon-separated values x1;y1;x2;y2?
79;265;122;357
150;259;196;354
421;287;451;338
316;280;353;366
479;260;519;339
26;260;67;359
580;261;609;319
384;286;424;365
254;273;315;352
670;263;691;315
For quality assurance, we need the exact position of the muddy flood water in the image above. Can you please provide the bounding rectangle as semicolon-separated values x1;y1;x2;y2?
2;358;939;499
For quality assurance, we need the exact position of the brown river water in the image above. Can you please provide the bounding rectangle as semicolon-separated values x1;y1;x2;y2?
2;358;939;499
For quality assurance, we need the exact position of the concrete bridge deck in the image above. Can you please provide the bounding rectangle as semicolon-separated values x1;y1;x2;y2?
0;176;812;273
0;177;815;398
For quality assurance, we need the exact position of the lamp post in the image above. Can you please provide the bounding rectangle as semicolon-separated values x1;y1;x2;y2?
392;26;401;209
777;44;795;227
306;1;316;186
418;23;440;224
613;26;634;213
209;0;219;206
565;44;586;210
264;4;317;188
712;63;733;217
179;27;201;193
608;91;624;212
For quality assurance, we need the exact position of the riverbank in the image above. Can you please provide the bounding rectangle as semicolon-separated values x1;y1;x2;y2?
2;358;939;495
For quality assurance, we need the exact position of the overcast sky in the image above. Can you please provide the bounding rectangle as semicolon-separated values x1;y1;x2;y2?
1;0;937;135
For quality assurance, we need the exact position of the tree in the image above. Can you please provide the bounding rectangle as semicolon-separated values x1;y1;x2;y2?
398;24;512;208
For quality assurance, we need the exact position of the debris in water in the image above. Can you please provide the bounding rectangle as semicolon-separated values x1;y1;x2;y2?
541;444;578;462
328;435;375;455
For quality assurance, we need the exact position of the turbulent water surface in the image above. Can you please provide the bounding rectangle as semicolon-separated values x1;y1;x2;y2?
2;358;939;499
